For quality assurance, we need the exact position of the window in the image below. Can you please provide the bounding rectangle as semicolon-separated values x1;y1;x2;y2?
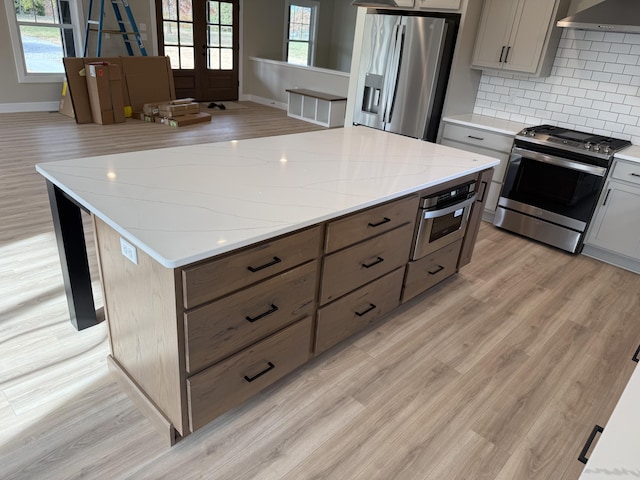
4;0;83;82
284;0;318;67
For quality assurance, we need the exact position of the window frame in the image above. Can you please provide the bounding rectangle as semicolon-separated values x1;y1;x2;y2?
283;0;319;67
4;0;84;83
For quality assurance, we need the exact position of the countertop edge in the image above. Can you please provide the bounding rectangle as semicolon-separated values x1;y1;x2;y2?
442;114;530;136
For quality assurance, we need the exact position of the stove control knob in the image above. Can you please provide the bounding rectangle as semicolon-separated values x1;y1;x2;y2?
584;143;592;150
529;130;536;137
603;146;611;154
593;145;601;152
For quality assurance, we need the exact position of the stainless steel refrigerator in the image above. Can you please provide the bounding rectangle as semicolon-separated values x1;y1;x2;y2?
353;11;458;142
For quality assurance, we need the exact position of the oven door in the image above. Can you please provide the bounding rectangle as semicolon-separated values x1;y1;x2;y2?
499;146;607;231
412;194;476;260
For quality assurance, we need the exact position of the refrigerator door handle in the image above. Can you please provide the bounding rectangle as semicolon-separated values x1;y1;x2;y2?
381;23;405;125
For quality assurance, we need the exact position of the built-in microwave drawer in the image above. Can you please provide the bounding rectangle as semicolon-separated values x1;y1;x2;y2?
315;267;404;354
611;160;640;186
402;238;462;302
186;316;312;432
184;261;317;374
441;123;514;152
324;195;418;253
320;223;413;305
181;226;321;309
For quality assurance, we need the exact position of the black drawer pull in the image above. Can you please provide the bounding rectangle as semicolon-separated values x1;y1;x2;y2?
631;172;640;178
467;135;485;141
245;304;279;323
247;256;282;273
428;265;445;275
633;344;640;362
499;45;506;63
578;424;604;464
362;257;384;269
244;362;275;383
505;46;511;63
355;303;377;317
368;217;391;228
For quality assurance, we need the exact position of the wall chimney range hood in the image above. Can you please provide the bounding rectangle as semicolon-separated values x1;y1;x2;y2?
557;0;640;34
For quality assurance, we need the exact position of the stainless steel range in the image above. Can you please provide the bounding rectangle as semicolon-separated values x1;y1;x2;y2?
494;125;631;253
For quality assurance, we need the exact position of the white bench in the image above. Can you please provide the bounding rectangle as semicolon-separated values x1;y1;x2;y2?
285;88;347;128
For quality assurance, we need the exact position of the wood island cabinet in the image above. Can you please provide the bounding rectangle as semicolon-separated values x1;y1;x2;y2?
471;0;570;76
94;169;493;445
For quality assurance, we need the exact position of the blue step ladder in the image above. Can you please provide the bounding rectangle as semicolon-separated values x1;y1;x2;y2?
84;0;148;56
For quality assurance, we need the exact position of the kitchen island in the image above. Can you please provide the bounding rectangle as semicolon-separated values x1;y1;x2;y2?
37;127;498;444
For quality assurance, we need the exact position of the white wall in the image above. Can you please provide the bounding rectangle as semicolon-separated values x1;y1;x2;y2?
473;29;640;144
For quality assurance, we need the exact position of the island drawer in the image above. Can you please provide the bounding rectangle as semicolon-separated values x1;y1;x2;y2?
182;226;321;309
402;239;462;302
441;123;513;152
611;160;640;186
320;223;413;305
184;261;316;373
324;195;418;253
315;268;404;354
186;316;312;432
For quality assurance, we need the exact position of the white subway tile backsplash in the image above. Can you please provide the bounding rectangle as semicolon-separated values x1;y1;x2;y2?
591;72;612;82
472;30;640;141
599;111;619;122
610;43;632;54
611;103;632;115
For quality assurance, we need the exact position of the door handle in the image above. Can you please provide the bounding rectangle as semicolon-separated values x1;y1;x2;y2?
499;46;506;63
504;46;511;63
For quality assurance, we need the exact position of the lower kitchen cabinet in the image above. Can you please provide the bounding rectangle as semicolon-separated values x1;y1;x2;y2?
403;239;462;302
583;159;640;273
439;119;516;220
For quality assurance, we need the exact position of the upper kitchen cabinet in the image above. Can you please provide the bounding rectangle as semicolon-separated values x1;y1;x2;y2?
471;0;570;76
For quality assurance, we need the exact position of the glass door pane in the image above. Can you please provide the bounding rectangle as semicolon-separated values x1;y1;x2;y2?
162;0;194;69
206;1;233;70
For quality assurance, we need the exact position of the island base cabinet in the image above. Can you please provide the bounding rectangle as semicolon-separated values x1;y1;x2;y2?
402;239;463;303
315;268;404;354
186;317;312;432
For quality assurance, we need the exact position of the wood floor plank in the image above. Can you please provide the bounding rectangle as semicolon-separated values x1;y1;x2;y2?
2;105;640;479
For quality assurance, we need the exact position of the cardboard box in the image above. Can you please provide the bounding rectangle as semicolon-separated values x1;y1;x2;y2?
62;56;175;124
158;102;200;118
143;102;162;116
58;80;74;118
165;112;211;127
86;62;125;125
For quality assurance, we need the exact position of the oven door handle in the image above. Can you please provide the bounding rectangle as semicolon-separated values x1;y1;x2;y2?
512;147;607;177
422;194;476;219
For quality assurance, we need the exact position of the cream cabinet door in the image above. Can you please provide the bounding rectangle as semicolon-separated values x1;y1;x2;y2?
587;181;640;260
472;0;521;70
505;0;557;73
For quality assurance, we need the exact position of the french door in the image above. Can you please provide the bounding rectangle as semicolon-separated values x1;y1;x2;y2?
156;0;239;101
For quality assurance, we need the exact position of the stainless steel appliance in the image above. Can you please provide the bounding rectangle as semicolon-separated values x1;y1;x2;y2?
353;10;459;142
412;180;476;260
494;125;632;253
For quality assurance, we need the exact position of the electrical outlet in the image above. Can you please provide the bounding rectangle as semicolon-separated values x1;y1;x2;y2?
120;237;138;265
139;23;146;31
140;33;147;41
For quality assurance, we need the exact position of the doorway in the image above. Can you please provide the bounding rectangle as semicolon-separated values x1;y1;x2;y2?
155;0;239;101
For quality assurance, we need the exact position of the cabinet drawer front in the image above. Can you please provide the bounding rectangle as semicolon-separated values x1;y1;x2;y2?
184;261;317;374
441;123;514;152
612;161;640;186
315;268;404;354
320;223;413;305
182;226;321;309
187;317;312;432
402;239;462;302
325;195;418;253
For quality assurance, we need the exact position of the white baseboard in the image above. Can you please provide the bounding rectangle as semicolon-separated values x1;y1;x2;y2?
239;94;287;111
0;101;60;113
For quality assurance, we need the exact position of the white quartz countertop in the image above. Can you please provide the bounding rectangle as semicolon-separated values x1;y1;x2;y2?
579;363;640;479
442;114;530;136
36;127;499;268
614;145;640;165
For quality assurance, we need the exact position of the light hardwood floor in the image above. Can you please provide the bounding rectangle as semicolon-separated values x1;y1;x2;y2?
1;103;639;480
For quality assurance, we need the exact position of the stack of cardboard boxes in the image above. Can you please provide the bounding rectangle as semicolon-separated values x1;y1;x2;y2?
141;99;212;127
59;56;211;128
